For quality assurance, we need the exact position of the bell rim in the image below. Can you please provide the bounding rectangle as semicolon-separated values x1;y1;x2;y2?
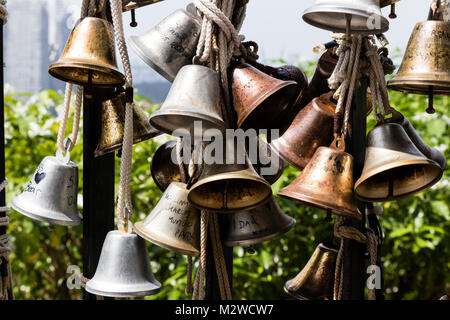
85;280;162;298
270;138;307;171
387;79;450;96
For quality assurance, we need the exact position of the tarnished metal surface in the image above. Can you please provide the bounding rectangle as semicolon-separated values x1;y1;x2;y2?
388;21;450;95
151;140;182;191
134;182;200;256
11;156;82;226
49;17;125;87
355;123;443;202
284;243;338;300
122;0;163;12
271;92;336;170
86;231;162;298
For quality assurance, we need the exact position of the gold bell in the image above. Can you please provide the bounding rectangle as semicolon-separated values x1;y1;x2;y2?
95;93;162;157
284;243;338;300
49;17;125;87
278;137;360;220
354;123;443;202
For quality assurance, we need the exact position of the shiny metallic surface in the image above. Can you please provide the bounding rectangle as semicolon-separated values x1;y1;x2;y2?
224;196;295;247
231;63;299;129
95;93;162;157
86;230;162;297
355;123;443;202
122;0;163;11
278;142;360;220
134;182;200;256
149;65;226;136
129;9;201;82
388;21;450;95
302;0;389;34
151;140;181;191
284;243;337;300
271;92;336;170
11;156;82;226
49;17;125;87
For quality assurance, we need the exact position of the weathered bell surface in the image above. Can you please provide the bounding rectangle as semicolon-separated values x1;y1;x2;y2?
85;230;162;298
49;17;125;87
122;0;163;11
271;92;336;170
231;63;299;129
278;140;360;220
302;0;389;34
134;182;200;256
129;9;201;82
224;196;295;247
188;138;272;213
11;156;82;226
95;93;162;157
388;21;450;95
149;65;226;136
354;123;443;202
284;243;338;300
151;140;182;191
248;136;285;185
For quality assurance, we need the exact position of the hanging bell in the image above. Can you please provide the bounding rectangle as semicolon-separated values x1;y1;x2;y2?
231;63;299;129
151;140;182;191
49;17;125;87
149;65;226;136
302;0;389;34
94;93;162;157
388;21;450;96
278;138;360;220
271;92;336;170
11;156;82;226
85;230;162;298
129;9;201;82
224;196;295;247
188;138;272;213
284;243;338;300
354;123;443;202
134;182;200;256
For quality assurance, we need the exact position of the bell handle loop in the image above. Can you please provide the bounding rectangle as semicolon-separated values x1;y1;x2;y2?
118;206;132;234
331;133;346;152
56;137;72;164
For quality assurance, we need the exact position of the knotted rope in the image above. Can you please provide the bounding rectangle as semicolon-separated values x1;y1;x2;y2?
0;179;13;300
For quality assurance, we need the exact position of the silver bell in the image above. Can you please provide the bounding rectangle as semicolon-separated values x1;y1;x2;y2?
11;156;82;226
85;230;162;298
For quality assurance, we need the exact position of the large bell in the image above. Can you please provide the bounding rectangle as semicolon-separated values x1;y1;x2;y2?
231;63;299;129
302;0;389;34
278;139;360;220
151;140;182;191
188;138;272;213
224;196;295;247
49;17;125;87
95;93;162;157
388;21;450;96
149;65;226;137
354;123;443;202
271;92;336;170
85;230;162;298
284;243;338;300
11;156;81;226
129;9;201;82
134;182;200;256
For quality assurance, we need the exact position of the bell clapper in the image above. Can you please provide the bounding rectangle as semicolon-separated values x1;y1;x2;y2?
48;225;55;231
325;208;332;222
84;70;93;99
389;4;397;19
130;9;137;27
427;86;436;114
247;246;256;255
170;252;177;262
345;14;352;42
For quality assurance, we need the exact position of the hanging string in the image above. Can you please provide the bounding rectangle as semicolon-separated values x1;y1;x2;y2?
192;210;209;300
0;179;13;300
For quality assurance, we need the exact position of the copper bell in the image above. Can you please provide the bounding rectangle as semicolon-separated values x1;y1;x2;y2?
271;92;336;170
231;63;299;129
224;196;295;247
134;182;200;256
278;138;360;220
151;140;182;191
95;93;162;157
354;123;443;202
284;243;338;300
49;17;125;87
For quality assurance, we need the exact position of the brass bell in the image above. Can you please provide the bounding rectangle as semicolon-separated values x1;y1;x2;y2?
284;243;338;300
302;0;389;34
49;17;125;87
95;93;162;157
231;63;299;129
129;9;201;82
151;140;182;191
354;123;443;202
224;196;295;247
271;92;336;170
188;137;272;213
85;230;162;298
278;138;360;220
11;156;82;226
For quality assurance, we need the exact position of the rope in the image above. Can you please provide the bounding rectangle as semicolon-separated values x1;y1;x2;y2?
0;0;7;24
0;179;13;300
186;256;193;295
192;210;209;300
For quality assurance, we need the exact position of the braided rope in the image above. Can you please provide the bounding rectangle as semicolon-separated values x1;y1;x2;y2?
192;210;209;300
0;179;13;300
186;256;193;295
